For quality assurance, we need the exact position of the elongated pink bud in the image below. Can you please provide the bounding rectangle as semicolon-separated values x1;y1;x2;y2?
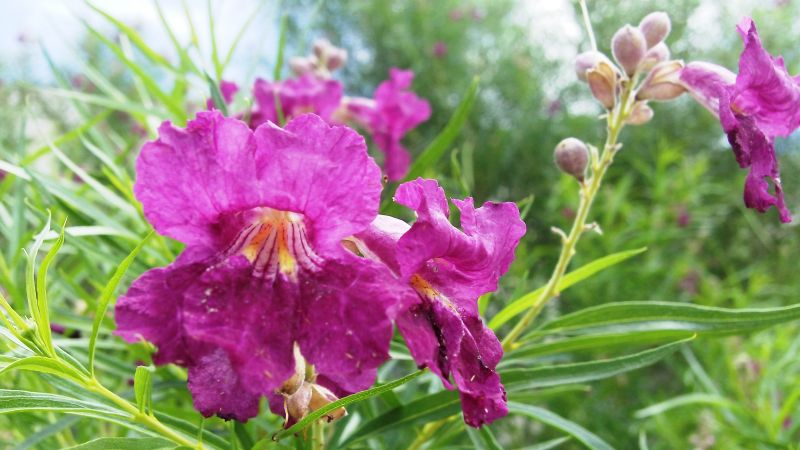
639;42;670;71
639;12;671;48
574;51;611;82
612;25;647;76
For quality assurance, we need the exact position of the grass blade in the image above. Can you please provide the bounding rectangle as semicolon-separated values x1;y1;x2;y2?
507;402;613;450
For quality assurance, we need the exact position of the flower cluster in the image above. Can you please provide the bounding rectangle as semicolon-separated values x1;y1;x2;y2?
212;39;431;181
680;18;797;222
116;110;524;427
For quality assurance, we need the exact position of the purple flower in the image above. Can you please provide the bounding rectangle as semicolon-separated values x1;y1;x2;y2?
349;178;526;427
432;41;448;59
251;74;343;128
116;111;402;421
346;69;431;181
680;18;797;222
206;80;239;110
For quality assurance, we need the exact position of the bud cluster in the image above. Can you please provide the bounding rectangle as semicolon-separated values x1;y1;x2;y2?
289;38;348;79
277;346;347;427
573;11;686;120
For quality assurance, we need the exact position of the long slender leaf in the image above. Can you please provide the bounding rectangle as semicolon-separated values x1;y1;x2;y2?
89;232;153;375
63;437;174;450
490;247;647;330
507;402;614;450
0;356;86;383
634;393;744;419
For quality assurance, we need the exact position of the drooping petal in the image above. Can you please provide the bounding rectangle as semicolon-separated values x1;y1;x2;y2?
732;18;800;138
253;114;383;255
679;62;736;116
349;214;411;275
251;75;343;128
188;348;261;422
134;111;259;248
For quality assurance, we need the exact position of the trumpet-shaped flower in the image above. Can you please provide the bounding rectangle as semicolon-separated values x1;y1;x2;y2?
680;18;797;222
345;69;431;181
251;74;343;128
349;178;526;427
116;111;401;421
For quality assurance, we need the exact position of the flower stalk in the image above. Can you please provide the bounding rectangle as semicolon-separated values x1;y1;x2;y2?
501;73;636;351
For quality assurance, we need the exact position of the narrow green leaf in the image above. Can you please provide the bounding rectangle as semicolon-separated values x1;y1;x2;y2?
64;437;174;450
222;3;263;70
273;14;288;81
534;301;800;337
273;369;425;441
25;215;58;354
11;416;80;450
89;231;153;375
0;356;86;382
0;389;120;416
507;402;613;450
233;421;254;450
518;437;572;450
502;338;691;391
408;78;478;181
206;73;230;116
634;393;744;419
21;111;110;166
154;0;200;76
338;389;461;447
489;247;648;330
134;365;154;414
42;88;165;117
466;424;504;450
207;0;222;80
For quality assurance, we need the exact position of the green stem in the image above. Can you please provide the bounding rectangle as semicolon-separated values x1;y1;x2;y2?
408;419;449;450
501;76;635;352
311;421;326;450
86;378;203;449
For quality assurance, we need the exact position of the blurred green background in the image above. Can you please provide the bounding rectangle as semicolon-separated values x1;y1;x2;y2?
1;0;799;448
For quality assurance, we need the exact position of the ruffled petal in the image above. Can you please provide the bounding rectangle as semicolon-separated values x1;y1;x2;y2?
253;114;383;255
188;348;261;421
733;18;800;138
134;111;259;247
251;75;343;128
679;62;736;116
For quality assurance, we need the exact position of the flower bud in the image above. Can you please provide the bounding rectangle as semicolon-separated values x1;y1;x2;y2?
587;61;618;109
636;60;686;101
612;25;647;76
574;51;610;82
639;12;671;48
313;38;332;59
286;382;312;423
326;48;348;71
626;101;654;125
289;57;315;76
309;384;347;423
554;138;589;181
639;42;670;71
280;346;307;395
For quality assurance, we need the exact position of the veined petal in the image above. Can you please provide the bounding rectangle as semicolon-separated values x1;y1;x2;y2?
679;62;736;117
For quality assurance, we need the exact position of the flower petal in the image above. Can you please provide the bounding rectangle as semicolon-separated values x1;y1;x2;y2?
679;61;736;116
188;348;261;422
251;75;343;128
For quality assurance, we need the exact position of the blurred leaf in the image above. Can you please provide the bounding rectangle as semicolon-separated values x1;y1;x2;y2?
64;437;173;450
134;365;154;415
0;356;85;383
502;338;691;391
274;14;289;81
518;437;572;450
634;393;744;419
489;247;648;329
507;402;614;450
206;73;229;116
466;424;504;450
89;231;153;375
338;389;461;447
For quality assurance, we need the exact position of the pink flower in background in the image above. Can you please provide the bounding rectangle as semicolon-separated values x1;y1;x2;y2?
251;74;343;128
116;112;402;421
350;178;526;427
433;41;448;59
206;80;239;110
681;18;798;222
346;69;431;180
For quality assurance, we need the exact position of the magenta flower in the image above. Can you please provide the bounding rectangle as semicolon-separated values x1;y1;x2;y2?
346;69;431;181
206;80;239;110
251;74;343;128
432;41;448;59
350;178;526;427
680;18;797;222
116;111;402;421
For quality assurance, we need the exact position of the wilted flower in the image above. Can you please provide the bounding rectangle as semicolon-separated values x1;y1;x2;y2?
680;18;797;222
251;74;343;128
345;68;431;180
349;178;526;427
116;112;402;421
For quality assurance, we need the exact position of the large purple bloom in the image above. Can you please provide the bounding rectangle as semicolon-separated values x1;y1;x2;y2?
680;18;797;222
251;74;343;128
116;111;401;421
345;69;431;181
349;178;526;427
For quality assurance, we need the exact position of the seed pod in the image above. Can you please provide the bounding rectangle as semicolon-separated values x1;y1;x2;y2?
587;61;618;109
309;384;347;423
639;12;671;48
636;60;686;101
554;138;589;181
626;101;654;125
612;25;647;76
574;51;610;82
279;344;307;395
639;42;670;71
285;382;312;422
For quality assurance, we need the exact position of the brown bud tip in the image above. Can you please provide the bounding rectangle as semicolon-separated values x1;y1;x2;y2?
636;60;686;101
285;382;312;423
587;61;618;109
574;51;609;82
626;101;654;125
612;25;647;76
639;12;671;48
310;384;347;423
554;138;589;180
639;42;670;71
